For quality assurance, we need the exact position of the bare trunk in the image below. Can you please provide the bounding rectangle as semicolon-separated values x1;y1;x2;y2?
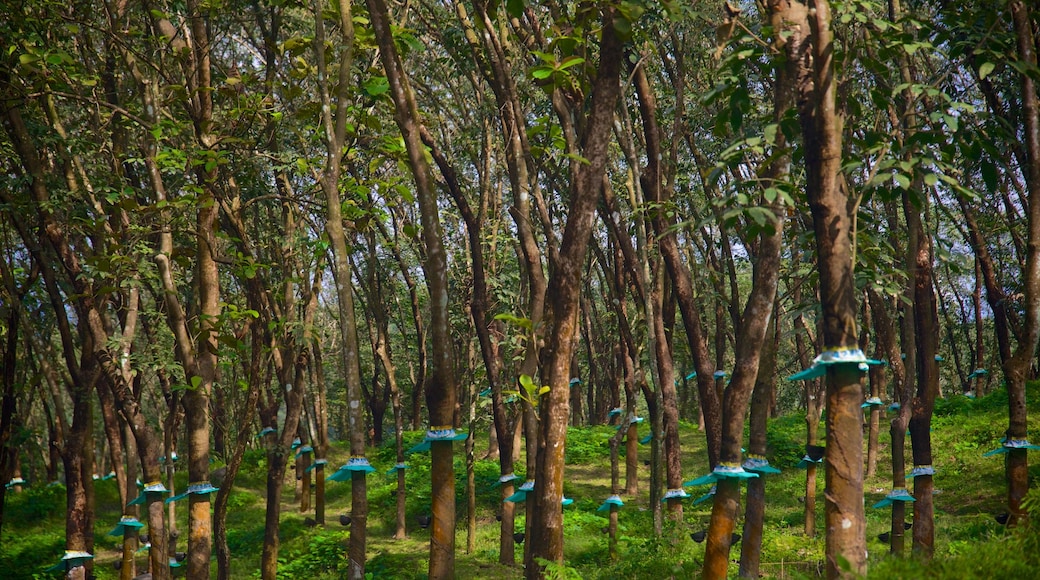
801;1;866;575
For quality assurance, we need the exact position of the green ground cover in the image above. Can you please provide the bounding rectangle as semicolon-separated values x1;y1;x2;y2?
3;383;1040;578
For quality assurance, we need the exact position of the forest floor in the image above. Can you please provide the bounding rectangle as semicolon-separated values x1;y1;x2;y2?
3;382;1040;578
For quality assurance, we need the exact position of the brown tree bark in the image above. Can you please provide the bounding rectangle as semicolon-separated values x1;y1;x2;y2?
739;312;779;578
526;9;624;577
800;0;866;575
366;0;460;575
1003;0;1040;527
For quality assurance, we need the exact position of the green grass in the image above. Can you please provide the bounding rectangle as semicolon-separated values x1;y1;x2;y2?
3;383;1040;578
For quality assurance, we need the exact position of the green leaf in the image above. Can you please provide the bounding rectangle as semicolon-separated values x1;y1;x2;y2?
978;62;995;80
363;76;389;97
190;376;203;390
893;173;911;190
531;66;554;80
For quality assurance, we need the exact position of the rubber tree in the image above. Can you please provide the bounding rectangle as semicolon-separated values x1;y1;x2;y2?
1002;0;1040;526
312;0;369;577
366;0;460;575
526;6;624;577
799;0;867;576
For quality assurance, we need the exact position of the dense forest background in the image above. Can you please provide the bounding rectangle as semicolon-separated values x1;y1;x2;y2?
2;0;1039;578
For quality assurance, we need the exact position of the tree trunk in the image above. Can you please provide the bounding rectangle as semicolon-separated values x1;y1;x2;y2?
739;312;778;578
366;0;460;575
800;1;866;575
527;11;623;577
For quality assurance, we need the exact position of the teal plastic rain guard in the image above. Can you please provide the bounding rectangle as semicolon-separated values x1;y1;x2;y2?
742;454;781;475
662;488;690;502
713;370;728;379
907;465;935;478
597;494;624;512
386;462;408;475
967;368;989;379
693;485;716;505
46;551;93;572
257;426;276;438
616;413;644;430
861;396;884;409
685;371;697;380
294;445;314;458
569;378;581;387
608;407;622;418
328;456;377;481
640;433;652;444
479;387;492;397
406;426;469;454
872;487;915;509
127;481;168;506
107;515;145;536
305;458;329;473
788;348;883;381
490;473;518;488
291;437;301;450
504;480;535;503
684;463;759;487
5;477;25;488
165;481;219;504
984;439;1040;456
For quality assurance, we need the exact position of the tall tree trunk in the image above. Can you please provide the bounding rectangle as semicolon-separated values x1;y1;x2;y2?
800;1;866;576
366;0;460;575
739;311;779;578
1004;0;1040;526
527;11;623;577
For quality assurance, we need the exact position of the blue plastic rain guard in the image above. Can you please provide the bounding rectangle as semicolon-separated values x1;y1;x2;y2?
692;485;716;505
742;455;781;475
165;482;219;504
562;497;574;505
294;445;314;458
685;371;697;380
305;459;329;473
385;462;408;475
407;427;469;454
569;378;581;386
291;437;301;450
861;396;884;409
257;427;276;438
907;465;935;478
5;477;25;488
597;494;624;512
46;551;93;572
872;488;915;508
789;348;884;381
128;481;168;506
608;407;622;417
479;387;492;397
684;463;759;487
101;471;116;481
888;402;901;411
713;370;728;379
983;439;1040;456
490;473;518;488
640;433;652;444
107;516;144;536
662;488;690;502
